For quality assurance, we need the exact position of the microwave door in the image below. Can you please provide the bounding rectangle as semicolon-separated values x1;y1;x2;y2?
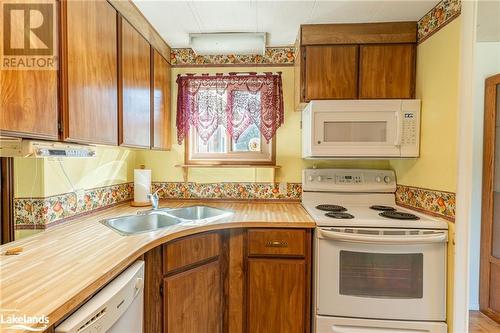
313;111;401;157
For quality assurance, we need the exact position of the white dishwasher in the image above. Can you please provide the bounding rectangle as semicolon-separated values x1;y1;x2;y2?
55;261;144;333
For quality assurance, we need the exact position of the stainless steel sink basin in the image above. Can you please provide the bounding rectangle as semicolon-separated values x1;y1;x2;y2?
101;212;182;235
162;205;233;222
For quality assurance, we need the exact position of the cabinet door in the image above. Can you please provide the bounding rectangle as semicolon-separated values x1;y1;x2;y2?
304;45;358;100
120;18;151;148
164;260;222;333
152;49;171;150
63;0;118;145
1;70;58;140
359;44;415;99
248;258;306;333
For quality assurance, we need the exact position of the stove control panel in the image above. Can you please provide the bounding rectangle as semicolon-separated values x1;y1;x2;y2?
302;168;396;192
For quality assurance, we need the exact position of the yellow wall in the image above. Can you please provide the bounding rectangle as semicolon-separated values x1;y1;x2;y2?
14;146;136;198
136;66;390;183
390;18;461;192
14;158;44;197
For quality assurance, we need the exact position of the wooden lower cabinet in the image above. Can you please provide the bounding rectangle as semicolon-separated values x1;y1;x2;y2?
247;258;307;333
145;229;311;333
163;260;222;333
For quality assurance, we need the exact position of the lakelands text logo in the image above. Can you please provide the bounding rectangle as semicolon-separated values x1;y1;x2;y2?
1;1;57;70
0;313;49;331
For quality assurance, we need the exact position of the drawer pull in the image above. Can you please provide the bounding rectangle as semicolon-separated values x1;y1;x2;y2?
266;241;288;248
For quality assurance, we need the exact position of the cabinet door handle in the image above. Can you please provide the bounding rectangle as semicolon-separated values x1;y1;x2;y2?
266;241;288;248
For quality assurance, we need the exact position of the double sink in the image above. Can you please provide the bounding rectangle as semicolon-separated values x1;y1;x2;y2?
102;205;233;235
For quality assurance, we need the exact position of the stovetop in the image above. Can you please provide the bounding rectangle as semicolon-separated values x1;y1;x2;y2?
302;192;448;229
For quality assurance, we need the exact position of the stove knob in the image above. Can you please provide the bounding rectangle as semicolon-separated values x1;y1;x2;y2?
317;176;323;182
308;175;313;182
384;176;392;183
375;176;382;183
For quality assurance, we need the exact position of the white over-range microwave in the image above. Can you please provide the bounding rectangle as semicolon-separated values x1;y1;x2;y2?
302;100;421;158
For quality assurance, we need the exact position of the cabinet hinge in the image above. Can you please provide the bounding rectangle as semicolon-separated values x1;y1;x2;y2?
57;122;62;133
159;285;163;297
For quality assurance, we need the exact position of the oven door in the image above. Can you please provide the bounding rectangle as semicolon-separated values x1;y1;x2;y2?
312;110;402;157
315;228;447;321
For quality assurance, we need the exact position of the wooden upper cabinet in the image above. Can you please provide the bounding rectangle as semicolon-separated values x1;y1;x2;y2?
359;44;416;99
304;45;358;100
119;18;151;148
1;68;58;140
152;49;171;150
1;2;58;140
62;0;118;145
295;22;417;107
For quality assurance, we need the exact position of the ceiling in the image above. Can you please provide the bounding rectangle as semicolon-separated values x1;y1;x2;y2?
133;0;439;48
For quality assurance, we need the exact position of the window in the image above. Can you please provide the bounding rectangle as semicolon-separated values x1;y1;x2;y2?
187;90;274;165
176;73;283;165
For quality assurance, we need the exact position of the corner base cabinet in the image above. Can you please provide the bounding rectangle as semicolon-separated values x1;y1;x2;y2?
164;260;222;333
144;228;312;333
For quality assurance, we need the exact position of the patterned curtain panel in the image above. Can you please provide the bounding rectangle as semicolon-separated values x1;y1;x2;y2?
176;72;284;144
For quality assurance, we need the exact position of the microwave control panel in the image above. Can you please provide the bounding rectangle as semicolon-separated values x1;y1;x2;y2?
401;111;418;146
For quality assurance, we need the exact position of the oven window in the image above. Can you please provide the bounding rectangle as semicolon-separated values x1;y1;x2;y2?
324;121;387;142
339;251;423;298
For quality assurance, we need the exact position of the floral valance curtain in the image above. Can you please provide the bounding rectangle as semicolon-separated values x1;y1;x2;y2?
176;72;284;144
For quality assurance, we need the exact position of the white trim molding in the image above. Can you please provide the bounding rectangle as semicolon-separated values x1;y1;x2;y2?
454;0;477;331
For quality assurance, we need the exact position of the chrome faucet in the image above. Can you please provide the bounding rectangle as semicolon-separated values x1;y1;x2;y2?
147;190;160;210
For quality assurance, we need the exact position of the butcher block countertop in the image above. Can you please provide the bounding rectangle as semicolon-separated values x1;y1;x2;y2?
0;200;314;332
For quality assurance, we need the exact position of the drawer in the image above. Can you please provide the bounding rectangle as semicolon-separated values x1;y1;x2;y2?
247;229;306;257
163;232;220;274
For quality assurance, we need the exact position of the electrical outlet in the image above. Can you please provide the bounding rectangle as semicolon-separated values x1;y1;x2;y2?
279;182;287;193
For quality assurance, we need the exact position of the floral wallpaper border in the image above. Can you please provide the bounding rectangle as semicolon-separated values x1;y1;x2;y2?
170;47;295;66
152;182;302;201
395;184;456;221
14;183;133;229
417;0;461;44
13;182;302;229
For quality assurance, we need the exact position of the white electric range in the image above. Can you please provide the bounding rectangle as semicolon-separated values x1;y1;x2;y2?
302;168;448;333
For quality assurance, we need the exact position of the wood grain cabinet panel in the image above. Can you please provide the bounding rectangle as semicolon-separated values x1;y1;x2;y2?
247;258;306;333
164;260;222;333
359;44;416;99
1;70;58;139
304;45;358;100
151;49;171;150
62;0;118;145
163;232;220;274
120;18;151;148
248;229;305;257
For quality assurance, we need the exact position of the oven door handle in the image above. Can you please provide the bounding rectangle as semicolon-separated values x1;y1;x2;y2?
319;229;448;244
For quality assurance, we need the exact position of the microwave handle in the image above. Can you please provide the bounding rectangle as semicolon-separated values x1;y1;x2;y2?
319;229;448;244
394;111;402;146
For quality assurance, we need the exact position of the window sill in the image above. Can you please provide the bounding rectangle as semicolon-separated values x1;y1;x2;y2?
174;164;281;183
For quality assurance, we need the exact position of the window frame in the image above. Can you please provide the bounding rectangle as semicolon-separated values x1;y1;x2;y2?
184;127;276;166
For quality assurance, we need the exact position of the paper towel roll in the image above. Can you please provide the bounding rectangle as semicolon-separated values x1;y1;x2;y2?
133;168;151;205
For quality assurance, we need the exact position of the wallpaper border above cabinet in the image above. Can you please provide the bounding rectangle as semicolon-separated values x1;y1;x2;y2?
417;0;461;44
170;47;295;66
